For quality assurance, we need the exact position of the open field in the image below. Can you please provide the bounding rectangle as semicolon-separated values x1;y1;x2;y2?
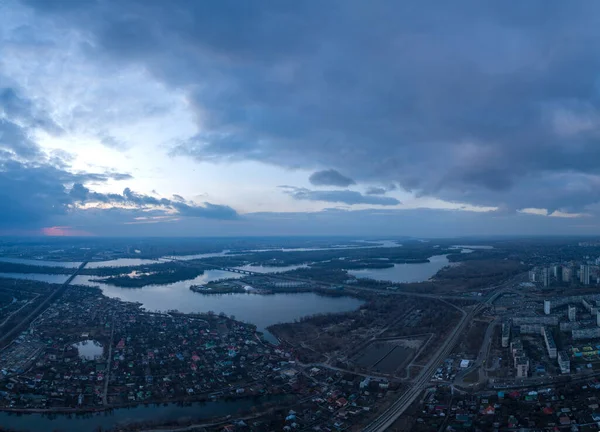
352;338;424;375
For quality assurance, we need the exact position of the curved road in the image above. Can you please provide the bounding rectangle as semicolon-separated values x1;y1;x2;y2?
362;281;515;432
453;317;499;388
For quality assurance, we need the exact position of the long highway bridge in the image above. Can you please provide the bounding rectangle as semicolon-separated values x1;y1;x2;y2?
218;267;259;275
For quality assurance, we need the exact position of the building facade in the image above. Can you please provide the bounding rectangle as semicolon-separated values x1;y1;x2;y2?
501;322;511;348
562;266;572;283
557;351;570;374
543;268;550;287
516;357;529;378
541;326;557;359
581;265;591;285
544;300;551;315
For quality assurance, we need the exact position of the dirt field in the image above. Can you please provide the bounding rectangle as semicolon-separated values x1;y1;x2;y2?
352;338;425;375
452;319;489;358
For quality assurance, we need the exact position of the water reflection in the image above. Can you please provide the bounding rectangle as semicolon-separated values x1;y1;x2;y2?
72;272;363;344
0;396;288;432
73;340;103;360
0;257;81;268
232;264;309;273
0;273;69;284
0;239;405;269
86;258;164;268
347;254;451;283
0;270;363;344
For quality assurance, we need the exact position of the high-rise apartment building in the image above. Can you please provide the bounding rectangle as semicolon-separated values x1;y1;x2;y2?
581;265;591;285
542;268;550;287
562;266;572;283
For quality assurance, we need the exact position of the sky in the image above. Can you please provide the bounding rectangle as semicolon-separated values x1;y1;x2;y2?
2;0;600;237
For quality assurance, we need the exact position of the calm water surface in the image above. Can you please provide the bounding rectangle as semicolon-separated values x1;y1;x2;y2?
73;340;104;360
0;257;163;269
347;254;451;283
165;250;231;261
86;258;164;268
0;273;69;284
0;240;404;269
244;239;402;253
72;270;363;343
0;270;363;343
233;264;309;273
451;245;494;249
0;396;286;432
0;257;81;268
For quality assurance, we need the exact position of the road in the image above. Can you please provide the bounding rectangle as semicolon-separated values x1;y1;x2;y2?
362;280;515;432
301;362;398;381
102;316;115;405
0;261;88;349
453;316;499;388
178;256;524;431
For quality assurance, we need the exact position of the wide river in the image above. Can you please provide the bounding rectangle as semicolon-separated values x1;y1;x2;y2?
0;239;404;268
347;254;451;283
0;396;288;432
0;241;480;430
72;271;363;343
0;269;363;344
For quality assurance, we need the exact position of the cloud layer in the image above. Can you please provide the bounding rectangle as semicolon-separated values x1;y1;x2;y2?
3;1;600;235
70;184;238;220
309;169;355;188
23;0;600;216
0;80;237;230
281;186;400;206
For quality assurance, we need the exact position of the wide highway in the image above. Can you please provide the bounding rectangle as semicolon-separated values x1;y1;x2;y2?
362;282;513;432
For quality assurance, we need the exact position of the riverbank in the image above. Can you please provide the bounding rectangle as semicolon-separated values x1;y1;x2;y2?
90;267;206;288
190;283;369;299
0;392;289;415
0;395;293;432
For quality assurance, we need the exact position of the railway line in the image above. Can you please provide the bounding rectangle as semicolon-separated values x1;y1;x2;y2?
362;283;513;431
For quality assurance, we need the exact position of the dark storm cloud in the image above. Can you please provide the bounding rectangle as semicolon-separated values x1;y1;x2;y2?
0;118;41;160
0;157;146;228
172;202;238;220
309;169;355;188
1;84;61;161
0;158;132;227
0;160;71;226
281;186;400;206
0;86;67;227
0;83;236;228
24;0;600;213
70;183;238;219
0;86;61;133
